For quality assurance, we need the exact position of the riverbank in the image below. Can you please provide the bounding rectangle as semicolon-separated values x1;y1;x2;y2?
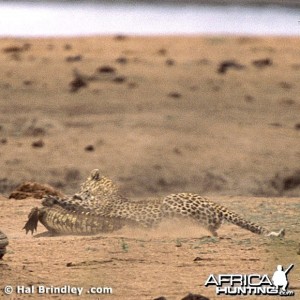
0;35;299;197
1;3;299;36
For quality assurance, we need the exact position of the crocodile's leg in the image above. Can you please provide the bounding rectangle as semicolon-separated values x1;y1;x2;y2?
23;207;40;234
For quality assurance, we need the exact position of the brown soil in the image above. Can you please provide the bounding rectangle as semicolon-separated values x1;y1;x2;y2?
0;35;299;299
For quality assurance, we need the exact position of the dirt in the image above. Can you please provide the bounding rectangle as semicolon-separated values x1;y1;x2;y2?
0;35;299;299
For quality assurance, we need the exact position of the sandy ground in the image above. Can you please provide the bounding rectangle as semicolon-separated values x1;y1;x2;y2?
0;196;299;300
0;35;299;299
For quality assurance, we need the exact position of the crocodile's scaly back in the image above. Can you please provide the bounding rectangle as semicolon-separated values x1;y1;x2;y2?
0;230;9;259
23;202;126;235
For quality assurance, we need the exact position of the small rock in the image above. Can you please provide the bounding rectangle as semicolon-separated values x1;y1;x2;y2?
252;58;272;68
66;262;73;267
168;92;182;98
113;76;126;83
294;123;300;130
127;82;138;89
244;95;254;102
114;34;127;41
153;164;162;170
64;44;72;50
3;44;30;53
193;257;203;262
173;147;182;155
23;80;33;86
217;60;245;74
97;65;116;74
32;140;44;148
65;55;82;62
269;123;282;127
165;59;175;66
69;76;87;93
3;46;23;53
116;56;128;64
158;48;167;56
85;145;95;152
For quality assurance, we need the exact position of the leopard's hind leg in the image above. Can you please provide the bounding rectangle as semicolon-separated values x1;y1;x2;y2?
161;193;222;237
161;193;285;238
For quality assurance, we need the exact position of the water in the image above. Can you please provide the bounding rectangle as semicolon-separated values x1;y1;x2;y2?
0;1;300;37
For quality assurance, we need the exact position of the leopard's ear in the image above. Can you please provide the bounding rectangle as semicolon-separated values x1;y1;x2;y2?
90;169;101;181
79;169;124;200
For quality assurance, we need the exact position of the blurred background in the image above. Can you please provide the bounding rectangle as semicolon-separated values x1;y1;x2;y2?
0;0;299;199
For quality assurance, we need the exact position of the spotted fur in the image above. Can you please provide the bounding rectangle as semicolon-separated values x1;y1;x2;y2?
24;169;285;238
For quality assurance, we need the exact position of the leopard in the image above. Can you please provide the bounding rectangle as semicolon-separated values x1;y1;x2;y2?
24;169;285;238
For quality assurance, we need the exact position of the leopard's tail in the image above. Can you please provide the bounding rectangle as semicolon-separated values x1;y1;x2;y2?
221;207;285;238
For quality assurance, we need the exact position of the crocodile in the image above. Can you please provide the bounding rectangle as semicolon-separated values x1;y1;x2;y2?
0;230;9;259
24;169;285;238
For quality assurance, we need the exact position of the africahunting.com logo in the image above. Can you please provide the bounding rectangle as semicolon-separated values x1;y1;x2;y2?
205;264;295;296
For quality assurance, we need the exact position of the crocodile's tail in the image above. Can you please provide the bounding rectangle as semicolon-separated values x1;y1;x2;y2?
23;207;40;234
